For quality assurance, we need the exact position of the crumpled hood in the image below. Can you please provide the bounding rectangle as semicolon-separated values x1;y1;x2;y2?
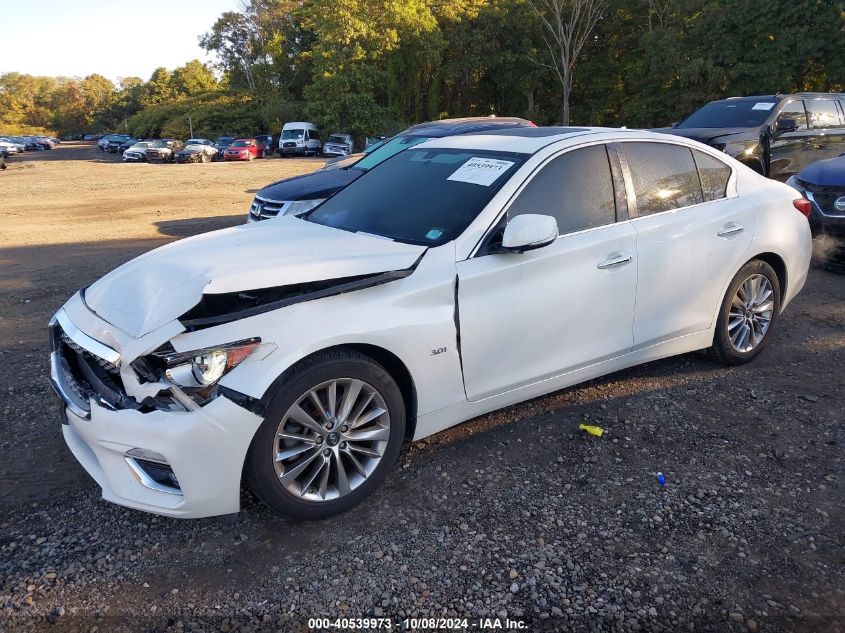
797;154;845;187
84;216;426;337
657;126;755;145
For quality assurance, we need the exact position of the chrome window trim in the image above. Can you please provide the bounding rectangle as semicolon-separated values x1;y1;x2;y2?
614;138;739;220
468;138;640;258
55;309;121;365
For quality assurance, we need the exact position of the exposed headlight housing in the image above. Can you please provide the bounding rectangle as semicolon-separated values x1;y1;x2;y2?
284;198;325;216
154;338;261;388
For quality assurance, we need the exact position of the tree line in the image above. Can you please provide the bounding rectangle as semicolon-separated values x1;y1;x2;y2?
2;0;843;140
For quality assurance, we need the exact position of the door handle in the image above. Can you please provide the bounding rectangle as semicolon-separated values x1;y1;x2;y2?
717;223;744;238
597;253;633;269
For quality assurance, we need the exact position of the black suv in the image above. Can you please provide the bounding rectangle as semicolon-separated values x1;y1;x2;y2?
247;117;535;222
659;93;845;181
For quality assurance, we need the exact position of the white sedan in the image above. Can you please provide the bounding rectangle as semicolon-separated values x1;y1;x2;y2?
49;128;812;519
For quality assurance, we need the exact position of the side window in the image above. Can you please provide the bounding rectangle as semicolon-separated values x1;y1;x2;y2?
304;130;310;141
693;150;731;202
776;100;808;130
508;144;616;235
623;142;704;216
806;100;842;129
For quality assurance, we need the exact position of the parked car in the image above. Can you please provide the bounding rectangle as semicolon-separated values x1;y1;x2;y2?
117;138;141;153
83;134;103;141
278;121;321;156
658;92;845;181
174;142;219;163
146;139;184;163
107;137;138;153
48;127;812;519
223;138;262;161
322;133;354;158
365;135;387;149
213;135;237;158
123;141;155;162
787;155;845;241
0;137;26;152
0;140;19;155
249;116;535;221
98;134;130;151
255;134;274;157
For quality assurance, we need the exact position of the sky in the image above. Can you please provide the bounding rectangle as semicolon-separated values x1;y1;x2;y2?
0;0;237;82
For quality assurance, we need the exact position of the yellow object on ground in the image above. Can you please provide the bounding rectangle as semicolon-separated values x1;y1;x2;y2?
578;423;604;437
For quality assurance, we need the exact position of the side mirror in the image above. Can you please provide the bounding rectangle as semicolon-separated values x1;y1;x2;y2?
501;214;559;253
775;118;798;134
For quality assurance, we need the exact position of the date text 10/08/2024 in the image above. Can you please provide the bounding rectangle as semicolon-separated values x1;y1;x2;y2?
307;617;529;630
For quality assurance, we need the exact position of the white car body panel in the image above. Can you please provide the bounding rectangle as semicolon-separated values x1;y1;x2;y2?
50;128;812;518
457;221;638;400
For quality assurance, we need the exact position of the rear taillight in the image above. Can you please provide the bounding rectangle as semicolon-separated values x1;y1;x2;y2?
793;198;812;218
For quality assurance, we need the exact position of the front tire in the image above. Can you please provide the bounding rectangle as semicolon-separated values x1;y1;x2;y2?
712;259;781;365
245;350;406;520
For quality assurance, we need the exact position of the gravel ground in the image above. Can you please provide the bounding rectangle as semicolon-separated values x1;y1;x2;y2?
1;145;844;633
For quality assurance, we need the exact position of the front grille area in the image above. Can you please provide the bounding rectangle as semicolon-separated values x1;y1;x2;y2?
53;324;129;412
283;142;296;148
799;180;845;217
250;197;289;220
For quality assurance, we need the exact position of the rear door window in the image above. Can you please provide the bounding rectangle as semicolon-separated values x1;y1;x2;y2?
692;150;732;201
508;144;616;235
622;142;704;216
806;100;842;129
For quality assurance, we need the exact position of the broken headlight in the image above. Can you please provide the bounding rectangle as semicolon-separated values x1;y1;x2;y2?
153;338;261;388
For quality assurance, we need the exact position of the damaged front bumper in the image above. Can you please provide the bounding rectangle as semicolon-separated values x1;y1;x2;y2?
49;294;264;518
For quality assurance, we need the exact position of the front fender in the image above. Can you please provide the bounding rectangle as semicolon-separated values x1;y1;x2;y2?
170;244;466;419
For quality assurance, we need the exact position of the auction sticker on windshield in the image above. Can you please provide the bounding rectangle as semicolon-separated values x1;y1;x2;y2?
751;102;775;111
447;157;515;186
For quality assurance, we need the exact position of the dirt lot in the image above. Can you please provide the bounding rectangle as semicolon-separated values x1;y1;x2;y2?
1;144;843;632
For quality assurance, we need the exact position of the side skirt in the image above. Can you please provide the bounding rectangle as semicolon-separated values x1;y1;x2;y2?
412;328;714;441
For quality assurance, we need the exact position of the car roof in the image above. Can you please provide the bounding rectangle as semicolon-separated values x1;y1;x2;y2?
401;117;535;138
706;93;844;105
419;127;691;154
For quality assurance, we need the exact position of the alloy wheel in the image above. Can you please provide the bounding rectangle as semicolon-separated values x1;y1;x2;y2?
728;273;774;353
273;378;391;502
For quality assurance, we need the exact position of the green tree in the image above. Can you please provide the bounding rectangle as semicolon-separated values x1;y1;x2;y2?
141;67;176;107
170;60;219;97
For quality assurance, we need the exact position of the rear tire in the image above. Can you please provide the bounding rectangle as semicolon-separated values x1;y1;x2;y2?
245;350;406;520
712;259;781;365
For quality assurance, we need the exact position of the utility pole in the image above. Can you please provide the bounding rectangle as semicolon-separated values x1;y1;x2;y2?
188;115;194;139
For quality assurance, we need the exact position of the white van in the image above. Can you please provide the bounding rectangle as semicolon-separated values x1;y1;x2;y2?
278;122;322;156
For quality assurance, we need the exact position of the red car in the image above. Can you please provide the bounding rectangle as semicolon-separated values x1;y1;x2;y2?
223;138;264;161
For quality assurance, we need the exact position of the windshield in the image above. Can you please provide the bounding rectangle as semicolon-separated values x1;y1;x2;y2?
150;140;169;148
327;135;347;144
231;140;250;147
217;137;234;145
677;100;776;128
353;135;432;171
131;142;152;148
307;148;524;246
282;129;304;140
